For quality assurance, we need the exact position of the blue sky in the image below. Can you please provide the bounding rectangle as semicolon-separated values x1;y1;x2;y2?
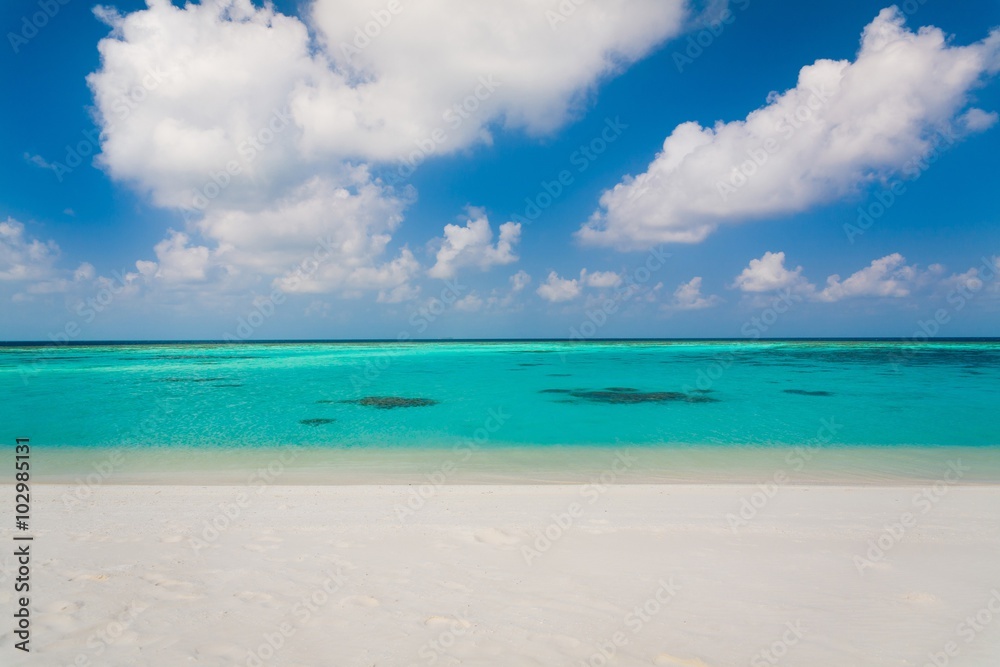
1;0;999;340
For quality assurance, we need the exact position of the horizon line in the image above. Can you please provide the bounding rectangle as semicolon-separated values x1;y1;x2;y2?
3;337;999;347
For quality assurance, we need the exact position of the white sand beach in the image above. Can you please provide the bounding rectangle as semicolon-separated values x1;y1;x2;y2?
3;481;1000;666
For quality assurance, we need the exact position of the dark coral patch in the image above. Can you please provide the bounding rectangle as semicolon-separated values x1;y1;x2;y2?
159;377;229;383
683;395;720;403
783;389;833;397
340;396;439;409
539;388;572;393
604;387;638;392
568;390;719;404
300;418;336;426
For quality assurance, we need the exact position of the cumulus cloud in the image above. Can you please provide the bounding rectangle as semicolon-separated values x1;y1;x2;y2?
0;219;106;300
580;8;1000;249
668;276;721;310
816;252;920;301
453;293;484;313
732;251;812;294
428;208;520;279
536;271;582;303
536;267;632;302
86;0;694;301
583;270;623;288
733;250;942;303
509;270;531;292
937;267;983;295
87;0;691;204
143;231;212;283
0;219;61;282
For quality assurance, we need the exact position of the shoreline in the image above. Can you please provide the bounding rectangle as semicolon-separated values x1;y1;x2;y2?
28;444;1000;485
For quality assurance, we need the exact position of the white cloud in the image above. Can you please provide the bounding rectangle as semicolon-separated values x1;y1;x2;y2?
307;0;690;144
939;267;984;294
0;219;60;282
733;251;940;303
86;0;694;301
0;219;107;300
580;8;1000;249
73;263;96;282
669;276;721;310
816;252;918;301
583;270;622;288
375;277;421;304
536;271;582;302
428;208;520;279
509;270;531;292
453;293;484;312
144;231;212;283
732;251;812;294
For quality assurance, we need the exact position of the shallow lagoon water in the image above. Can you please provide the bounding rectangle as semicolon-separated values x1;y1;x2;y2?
4;340;999;452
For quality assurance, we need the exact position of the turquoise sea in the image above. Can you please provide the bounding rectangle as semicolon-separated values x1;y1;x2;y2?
3;340;999;453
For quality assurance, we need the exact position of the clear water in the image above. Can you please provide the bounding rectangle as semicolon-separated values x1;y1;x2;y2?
2;340;999;450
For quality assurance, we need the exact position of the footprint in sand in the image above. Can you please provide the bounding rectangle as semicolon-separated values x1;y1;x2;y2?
235;590;276;604
472;527;522;546
35;600;85;633
341;595;380;608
